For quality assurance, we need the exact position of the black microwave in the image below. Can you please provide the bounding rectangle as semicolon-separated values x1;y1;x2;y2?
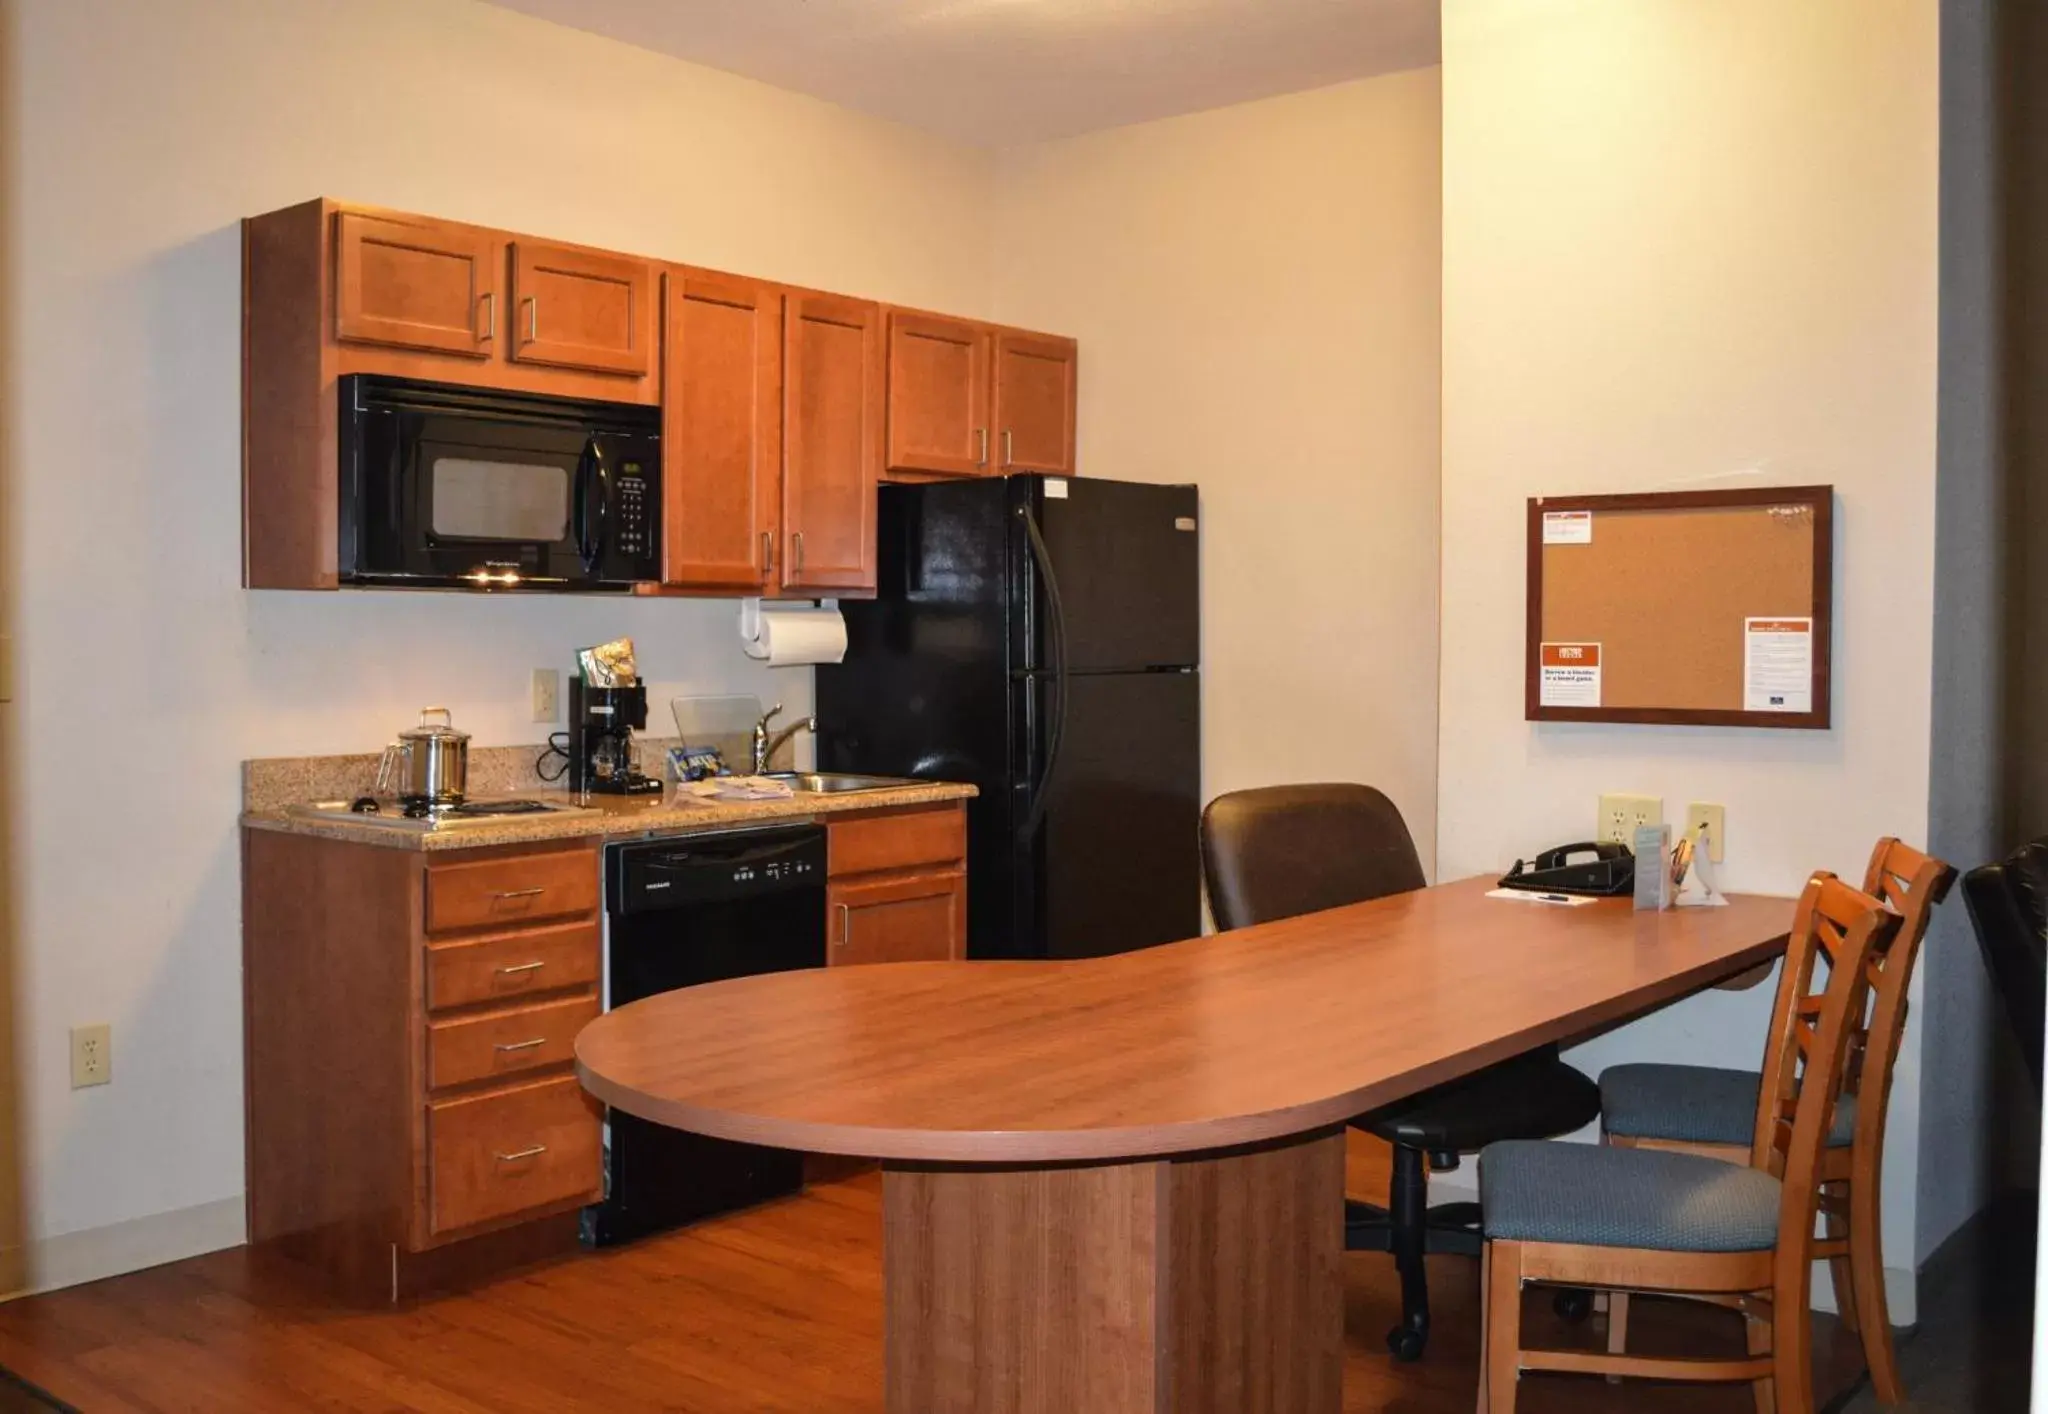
338;375;661;590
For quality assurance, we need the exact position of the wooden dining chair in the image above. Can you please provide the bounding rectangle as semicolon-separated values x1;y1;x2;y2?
1596;838;1954;1402
1476;871;1900;1414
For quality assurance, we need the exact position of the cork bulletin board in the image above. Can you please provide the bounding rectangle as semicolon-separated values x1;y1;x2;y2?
1525;486;1833;729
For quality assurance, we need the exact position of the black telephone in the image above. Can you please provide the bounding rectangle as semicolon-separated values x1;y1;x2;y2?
1498;840;1636;897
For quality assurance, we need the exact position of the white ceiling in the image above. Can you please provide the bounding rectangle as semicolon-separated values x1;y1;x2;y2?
478;0;1441;147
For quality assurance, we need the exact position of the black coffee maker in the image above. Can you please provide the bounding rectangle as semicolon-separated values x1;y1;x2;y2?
567;679;664;796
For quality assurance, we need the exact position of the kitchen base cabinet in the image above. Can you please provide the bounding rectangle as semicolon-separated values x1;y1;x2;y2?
825;802;967;966
242;829;602;1303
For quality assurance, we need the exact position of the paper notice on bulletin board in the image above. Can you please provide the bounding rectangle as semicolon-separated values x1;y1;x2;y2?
1542;511;1593;544
1743;618;1813;713
1539;643;1602;707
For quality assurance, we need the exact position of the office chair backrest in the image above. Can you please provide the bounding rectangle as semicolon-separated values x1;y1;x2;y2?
1845;837;1956;1156
1960;840;2048;1089
1200;784;1425;931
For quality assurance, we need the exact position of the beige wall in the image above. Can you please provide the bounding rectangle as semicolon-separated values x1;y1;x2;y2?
1440;0;1940;1299
1;0;998;1286
992;71;1444;872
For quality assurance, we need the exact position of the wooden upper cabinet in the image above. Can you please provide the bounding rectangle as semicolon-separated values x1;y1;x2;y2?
509;239;654;378
782;293;882;594
661;270;782;591
886;312;992;478
334;211;498;358
994;332;1079;476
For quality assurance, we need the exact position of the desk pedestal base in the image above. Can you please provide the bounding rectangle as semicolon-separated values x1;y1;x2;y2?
883;1128;1344;1414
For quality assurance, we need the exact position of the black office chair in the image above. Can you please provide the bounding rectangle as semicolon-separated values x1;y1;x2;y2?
1200;783;1603;1362
1961;838;2048;1091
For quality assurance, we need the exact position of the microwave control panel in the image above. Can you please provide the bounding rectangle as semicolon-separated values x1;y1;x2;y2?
615;460;652;561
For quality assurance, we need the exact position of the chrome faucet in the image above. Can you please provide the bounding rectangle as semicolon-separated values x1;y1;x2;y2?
751;703;816;775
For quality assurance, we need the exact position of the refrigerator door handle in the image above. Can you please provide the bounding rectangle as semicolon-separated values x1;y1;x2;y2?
1017;504;1068;837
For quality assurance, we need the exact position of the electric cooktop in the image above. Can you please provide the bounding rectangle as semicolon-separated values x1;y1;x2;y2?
284;795;604;833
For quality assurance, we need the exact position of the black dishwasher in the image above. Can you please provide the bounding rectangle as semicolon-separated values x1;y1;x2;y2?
582;825;827;1247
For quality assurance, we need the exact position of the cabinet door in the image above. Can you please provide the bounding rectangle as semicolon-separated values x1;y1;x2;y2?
829;870;965;967
334;211;498;358
885;312;991;479
509;239;654;378
662;271;782;589
782;293;882;593
993;331;1079;476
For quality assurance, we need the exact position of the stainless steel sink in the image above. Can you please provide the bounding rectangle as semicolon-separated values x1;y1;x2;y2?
762;772;922;795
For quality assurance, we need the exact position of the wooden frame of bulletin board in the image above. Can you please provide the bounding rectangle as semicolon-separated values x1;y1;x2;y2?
1525;486;1833;729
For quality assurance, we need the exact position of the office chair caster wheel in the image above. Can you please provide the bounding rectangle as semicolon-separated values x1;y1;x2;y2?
1386;1324;1427;1362
1553;1288;1594;1324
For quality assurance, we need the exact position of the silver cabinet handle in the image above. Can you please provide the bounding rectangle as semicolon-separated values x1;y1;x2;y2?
526;296;539;342
496;960;546;976
793;532;805;574
478;291;496;343
976;428;988;466
1003;429;1014;467
494;1038;548;1054
836;902;851;948
762;530;774;578
492;888;545;901
494;1144;547;1163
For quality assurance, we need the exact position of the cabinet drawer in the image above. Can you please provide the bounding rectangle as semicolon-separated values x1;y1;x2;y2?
428;994;598;1091
828;805;965;879
427;1076;599;1237
425;921;599;1011
425;849;598;935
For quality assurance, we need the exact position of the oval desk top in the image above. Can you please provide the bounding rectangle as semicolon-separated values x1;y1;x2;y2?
575;877;1794;1164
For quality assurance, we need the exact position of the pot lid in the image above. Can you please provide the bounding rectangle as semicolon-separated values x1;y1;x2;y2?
397;706;468;744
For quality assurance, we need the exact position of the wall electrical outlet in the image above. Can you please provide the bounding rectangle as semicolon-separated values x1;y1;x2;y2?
531;668;561;724
1685;803;1727;863
70;1023;111;1088
1598;793;1663;847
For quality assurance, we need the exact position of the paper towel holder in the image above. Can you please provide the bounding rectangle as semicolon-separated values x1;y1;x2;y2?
739;597;839;661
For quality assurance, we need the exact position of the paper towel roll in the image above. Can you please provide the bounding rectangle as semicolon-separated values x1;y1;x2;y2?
739;601;847;666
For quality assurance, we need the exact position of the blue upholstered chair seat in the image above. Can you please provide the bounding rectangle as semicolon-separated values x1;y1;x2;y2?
1600;1063;1856;1149
1480;1140;1782;1253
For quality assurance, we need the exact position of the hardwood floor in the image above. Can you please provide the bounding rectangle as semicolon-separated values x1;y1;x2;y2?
0;1139;1869;1413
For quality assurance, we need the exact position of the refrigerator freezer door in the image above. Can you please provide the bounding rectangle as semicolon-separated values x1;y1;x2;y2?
1012;668;1201;959
1018;478;1199;672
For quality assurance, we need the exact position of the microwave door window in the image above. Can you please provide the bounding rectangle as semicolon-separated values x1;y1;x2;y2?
429;457;570;543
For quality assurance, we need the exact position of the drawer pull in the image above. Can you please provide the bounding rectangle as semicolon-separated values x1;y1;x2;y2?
495;1144;548;1164
494;1038;548;1054
837;902;852;948
495;960;547;976
492;888;546;902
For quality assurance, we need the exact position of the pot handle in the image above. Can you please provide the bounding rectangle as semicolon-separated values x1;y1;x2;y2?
375;742;403;795
418;706;453;729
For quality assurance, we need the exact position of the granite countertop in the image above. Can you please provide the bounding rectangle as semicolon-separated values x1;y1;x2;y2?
242;781;978;852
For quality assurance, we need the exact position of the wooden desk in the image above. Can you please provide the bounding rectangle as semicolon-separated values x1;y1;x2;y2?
576;877;1794;1414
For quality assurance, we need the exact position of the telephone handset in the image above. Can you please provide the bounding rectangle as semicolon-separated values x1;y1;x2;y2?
1499;839;1636;896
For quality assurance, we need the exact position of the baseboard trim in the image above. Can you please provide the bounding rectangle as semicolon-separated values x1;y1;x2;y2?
0;1197;246;1300
1429;1171;1920;1326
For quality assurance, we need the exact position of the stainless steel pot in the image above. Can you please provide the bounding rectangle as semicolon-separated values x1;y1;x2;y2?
377;706;470;806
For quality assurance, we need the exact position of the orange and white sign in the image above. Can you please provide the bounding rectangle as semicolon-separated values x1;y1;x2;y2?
1744;617;1812;713
1542;510;1593;545
1539;642;1602;707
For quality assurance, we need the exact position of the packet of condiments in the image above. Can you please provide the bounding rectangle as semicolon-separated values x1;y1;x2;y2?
578;638;638;687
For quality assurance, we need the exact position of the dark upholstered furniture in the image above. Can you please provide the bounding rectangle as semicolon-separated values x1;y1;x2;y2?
1961;838;2048;1091
1199;783;1601;1361
1600;1063;1857;1150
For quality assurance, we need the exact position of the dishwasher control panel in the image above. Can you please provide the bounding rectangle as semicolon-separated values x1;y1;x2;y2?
608;826;828;914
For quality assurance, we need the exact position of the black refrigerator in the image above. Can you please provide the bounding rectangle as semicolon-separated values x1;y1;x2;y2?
817;475;1201;960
